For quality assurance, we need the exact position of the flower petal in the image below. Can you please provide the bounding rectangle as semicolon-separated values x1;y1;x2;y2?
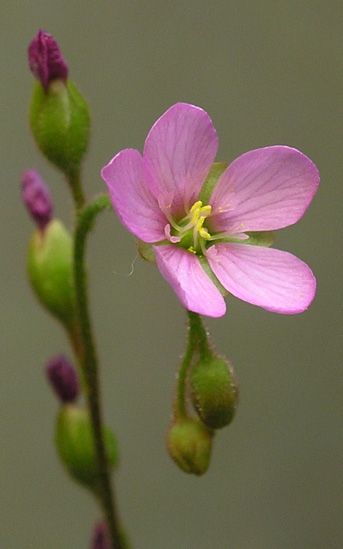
143;103;218;212
154;245;226;317
101;149;166;242
209;146;319;232
207;243;316;314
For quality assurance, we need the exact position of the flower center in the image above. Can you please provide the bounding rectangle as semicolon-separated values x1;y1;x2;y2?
169;200;213;255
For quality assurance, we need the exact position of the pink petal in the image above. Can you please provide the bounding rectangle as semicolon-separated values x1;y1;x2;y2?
209;146;319;233
154;245;226;318
207;243;316;314
143;103;218;212
101;149;166;243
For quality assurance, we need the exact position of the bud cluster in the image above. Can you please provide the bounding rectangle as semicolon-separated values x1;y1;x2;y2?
167;318;239;476
22;31;119;501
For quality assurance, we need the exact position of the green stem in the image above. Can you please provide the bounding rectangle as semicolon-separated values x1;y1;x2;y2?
188;311;212;360
175;310;211;419
73;194;124;549
67;169;86;209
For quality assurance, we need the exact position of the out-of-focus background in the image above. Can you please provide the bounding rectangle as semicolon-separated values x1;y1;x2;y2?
1;2;342;548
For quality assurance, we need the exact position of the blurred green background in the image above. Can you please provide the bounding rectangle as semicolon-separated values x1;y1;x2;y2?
1;1;342;548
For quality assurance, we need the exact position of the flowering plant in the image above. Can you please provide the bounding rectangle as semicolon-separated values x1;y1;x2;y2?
22;30;319;548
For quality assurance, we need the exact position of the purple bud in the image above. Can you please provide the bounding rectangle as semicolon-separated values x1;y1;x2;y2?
46;355;79;403
21;169;53;230
28;29;68;91
91;522;110;549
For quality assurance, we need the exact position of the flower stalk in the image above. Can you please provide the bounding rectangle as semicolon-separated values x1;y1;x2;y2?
67;169;86;209
73;194;124;548
174;310;211;419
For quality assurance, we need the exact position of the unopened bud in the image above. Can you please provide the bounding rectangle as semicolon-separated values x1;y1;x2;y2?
27;219;75;328
28;31;90;176
28;29;68;92
46;354;79;403
91;522;110;549
21;169;53;230
190;356;239;429
56;405;119;491
167;418;213;475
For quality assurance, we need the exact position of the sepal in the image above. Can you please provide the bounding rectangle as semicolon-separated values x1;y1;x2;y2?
198;162;228;204
27;219;75;328
29;79;90;176
137;239;156;263
55;405;119;491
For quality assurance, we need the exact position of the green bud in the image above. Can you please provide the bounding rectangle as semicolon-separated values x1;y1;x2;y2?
29;79;90;176
27;219;75;328
56;405;119;491
190;356;239;429
167;418;213;475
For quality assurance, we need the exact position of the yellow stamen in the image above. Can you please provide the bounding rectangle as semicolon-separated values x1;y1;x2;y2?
195;216;206;231
199;227;211;239
200;205;212;216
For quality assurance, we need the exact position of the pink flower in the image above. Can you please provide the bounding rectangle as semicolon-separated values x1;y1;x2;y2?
101;103;319;318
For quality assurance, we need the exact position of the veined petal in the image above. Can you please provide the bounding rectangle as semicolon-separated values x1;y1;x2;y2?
207;243;316;314
143;103;218;212
154;244;226;318
101;149;166;243
209;146;319;233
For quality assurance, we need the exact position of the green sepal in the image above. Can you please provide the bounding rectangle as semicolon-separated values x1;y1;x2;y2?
27;219;75;329
190;356;239;429
55;405;119;492
167;418;214;476
198;162;228;204
244;231;275;247
137;239;156;263
212;231;275;247
199;256;229;297
29;79;90;176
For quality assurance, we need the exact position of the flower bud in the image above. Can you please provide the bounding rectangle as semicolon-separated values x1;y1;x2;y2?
28;29;68;92
21;169;53;230
56;405;119;491
91;522;110;549
46;354;79;403
28;31;90;176
190;356;239;429
27;219;75;328
167;418;213;475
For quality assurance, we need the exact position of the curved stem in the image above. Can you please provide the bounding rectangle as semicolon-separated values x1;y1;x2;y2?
188;311;212;360
174;316;196;420
174;310;211;419
73;194;124;549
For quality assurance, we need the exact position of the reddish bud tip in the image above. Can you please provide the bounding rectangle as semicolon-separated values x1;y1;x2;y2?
91;522;110;549
46;354;79;403
28;29;68;91
21;169;53;230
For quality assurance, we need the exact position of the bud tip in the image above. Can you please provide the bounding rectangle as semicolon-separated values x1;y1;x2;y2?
21;169;53;230
28;29;68;91
91;521;110;549
46;354;79;403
